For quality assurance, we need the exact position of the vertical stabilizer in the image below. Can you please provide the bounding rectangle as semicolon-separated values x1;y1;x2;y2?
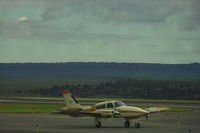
63;90;81;108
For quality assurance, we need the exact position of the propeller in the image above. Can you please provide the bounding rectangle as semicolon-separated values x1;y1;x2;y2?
109;115;114;122
144;106;149;121
145;113;148;121
109;110;120;122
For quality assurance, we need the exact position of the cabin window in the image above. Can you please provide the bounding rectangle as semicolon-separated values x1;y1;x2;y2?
96;104;106;109
107;103;114;108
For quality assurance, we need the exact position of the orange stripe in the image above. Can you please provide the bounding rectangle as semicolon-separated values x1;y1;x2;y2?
95;110;112;113
82;106;96;112
63;90;70;94
68;107;80;110
82;110;111;113
118;110;145;114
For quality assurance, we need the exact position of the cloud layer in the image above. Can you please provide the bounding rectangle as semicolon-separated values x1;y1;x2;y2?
0;0;200;63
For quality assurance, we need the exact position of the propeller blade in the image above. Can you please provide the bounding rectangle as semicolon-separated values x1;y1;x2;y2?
109;115;114;122
145;114;148;121
109;110;120;122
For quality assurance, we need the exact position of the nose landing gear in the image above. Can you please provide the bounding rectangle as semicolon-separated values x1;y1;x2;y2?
95;117;101;128
124;120;130;128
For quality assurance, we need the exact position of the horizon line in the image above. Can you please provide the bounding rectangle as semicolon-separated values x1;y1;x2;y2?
0;61;199;65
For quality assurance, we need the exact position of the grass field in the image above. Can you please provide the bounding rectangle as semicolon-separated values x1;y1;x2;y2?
0;103;64;113
0;103;193;113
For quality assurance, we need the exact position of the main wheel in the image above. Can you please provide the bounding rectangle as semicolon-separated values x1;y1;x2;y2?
135;123;140;128
124;120;130;128
95;121;101;128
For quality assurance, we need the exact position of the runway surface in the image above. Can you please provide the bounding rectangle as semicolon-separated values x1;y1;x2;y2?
0;111;200;133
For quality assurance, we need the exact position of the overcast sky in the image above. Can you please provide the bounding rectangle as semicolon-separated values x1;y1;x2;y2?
0;0;200;63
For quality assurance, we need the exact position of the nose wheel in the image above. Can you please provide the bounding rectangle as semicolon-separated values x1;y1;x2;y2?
95;117;101;128
95;121;101;128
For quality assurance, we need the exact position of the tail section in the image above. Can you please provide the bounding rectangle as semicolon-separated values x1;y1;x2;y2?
63;90;81;108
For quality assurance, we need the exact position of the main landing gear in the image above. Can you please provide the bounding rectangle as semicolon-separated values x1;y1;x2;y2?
124;120;130;128
95;117;141;128
95;117;101;128
124;119;141;128
135;123;140;128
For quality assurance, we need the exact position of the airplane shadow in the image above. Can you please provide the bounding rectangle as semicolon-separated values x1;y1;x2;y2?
55;125;152;129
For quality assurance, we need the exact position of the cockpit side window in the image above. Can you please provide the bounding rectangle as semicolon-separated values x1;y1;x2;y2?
114;101;126;107
96;104;106;109
107;102;114;108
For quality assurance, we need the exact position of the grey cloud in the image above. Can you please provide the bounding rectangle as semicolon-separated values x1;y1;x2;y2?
173;37;200;41
32;30;144;42
0;0;200;64
40;0;198;24
1;0;199;30
1;0;199;40
0;17;144;42
0;20;71;43
0;0;44;8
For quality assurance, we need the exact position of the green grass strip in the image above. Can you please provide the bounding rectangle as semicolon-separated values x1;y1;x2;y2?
0;103;193;113
0;103;64;113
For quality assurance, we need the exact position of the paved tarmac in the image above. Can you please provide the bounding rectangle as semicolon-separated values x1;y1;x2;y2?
0;111;200;133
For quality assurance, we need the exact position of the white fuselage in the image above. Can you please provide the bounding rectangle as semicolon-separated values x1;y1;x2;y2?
79;100;149;119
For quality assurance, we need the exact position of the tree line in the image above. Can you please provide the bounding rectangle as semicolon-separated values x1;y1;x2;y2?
12;79;200;100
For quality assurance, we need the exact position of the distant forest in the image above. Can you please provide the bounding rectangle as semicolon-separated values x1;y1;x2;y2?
1;63;200;100
11;79;200;100
0;62;200;81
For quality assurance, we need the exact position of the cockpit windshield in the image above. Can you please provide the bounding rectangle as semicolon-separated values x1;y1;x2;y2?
114;101;126;107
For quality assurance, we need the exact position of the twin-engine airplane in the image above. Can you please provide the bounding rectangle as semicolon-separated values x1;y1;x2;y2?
55;90;169;128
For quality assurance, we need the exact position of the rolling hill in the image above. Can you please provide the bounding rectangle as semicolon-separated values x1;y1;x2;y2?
0;62;200;81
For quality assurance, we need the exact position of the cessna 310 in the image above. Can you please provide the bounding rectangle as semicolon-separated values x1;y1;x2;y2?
55;90;169;128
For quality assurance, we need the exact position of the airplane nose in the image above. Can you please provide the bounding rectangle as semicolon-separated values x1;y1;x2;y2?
139;108;149;114
140;108;149;114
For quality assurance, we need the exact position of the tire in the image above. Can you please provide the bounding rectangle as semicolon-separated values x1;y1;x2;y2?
95;121;101;128
135;123;140;128
124;120;130;128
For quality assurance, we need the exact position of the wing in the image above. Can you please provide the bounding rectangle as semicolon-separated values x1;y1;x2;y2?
145;106;170;113
80;109;120;118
